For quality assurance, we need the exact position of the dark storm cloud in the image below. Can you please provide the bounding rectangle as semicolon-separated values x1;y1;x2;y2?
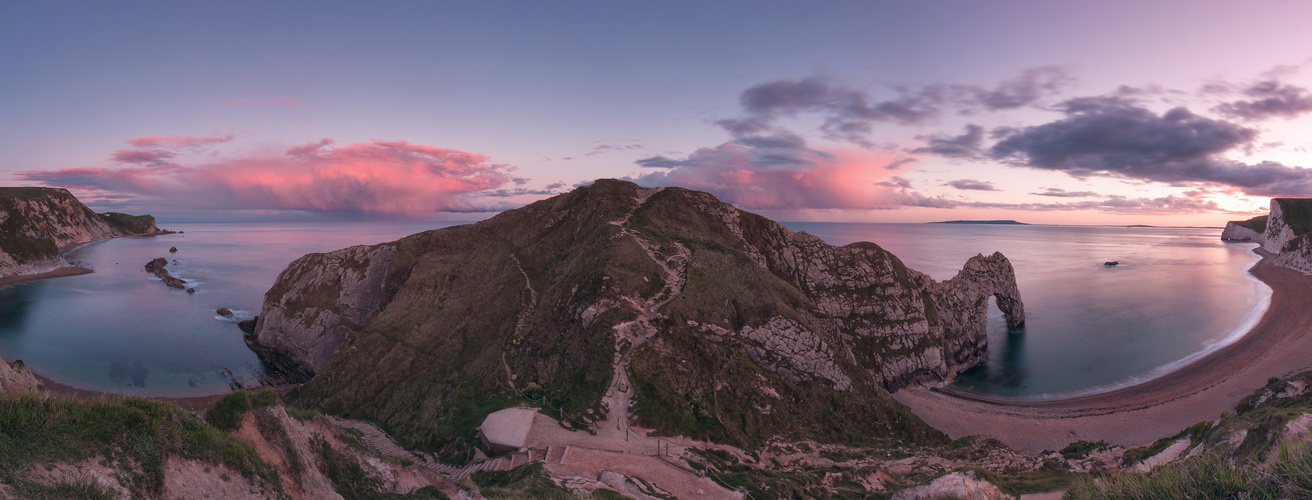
1215;80;1312;121
943;179;999;191
964;66;1073;111
989;98;1312;196
1030;188;1100;198
913;124;984;158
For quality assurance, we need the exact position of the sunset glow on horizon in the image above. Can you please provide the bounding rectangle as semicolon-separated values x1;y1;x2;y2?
4;1;1312;226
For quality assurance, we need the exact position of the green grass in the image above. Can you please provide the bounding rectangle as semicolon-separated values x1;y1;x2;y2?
1068;453;1279;499
0;393;281;497
205;389;279;431
0;187;69;200
9;475;117;500
470;462;578;499
98;212;158;235
1276;199;1312;237
1233;215;1269;234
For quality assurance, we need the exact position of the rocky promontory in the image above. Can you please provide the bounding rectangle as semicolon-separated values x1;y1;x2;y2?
0;187;171;278
253;179;1026;458
1223;199;1312;274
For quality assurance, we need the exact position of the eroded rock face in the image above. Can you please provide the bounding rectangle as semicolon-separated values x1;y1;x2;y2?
1264;201;1294;254
0;357;42;394
1222;199;1312;275
0;187;169;277
1222;221;1263;242
252;244;399;376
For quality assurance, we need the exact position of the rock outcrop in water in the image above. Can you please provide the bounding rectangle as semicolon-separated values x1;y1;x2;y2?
1223;199;1312;274
0;187;170;277
145;257;187;288
253;180;1025;456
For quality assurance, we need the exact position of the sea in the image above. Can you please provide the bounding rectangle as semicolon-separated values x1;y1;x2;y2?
0;221;1268;400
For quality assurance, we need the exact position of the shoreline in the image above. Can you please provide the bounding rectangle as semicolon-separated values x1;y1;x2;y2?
0;233;171;290
32;372;297;414
895;247;1312;453
0;266;93;290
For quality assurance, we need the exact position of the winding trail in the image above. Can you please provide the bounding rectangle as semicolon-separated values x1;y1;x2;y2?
895;248;1312;453
600;187;691;435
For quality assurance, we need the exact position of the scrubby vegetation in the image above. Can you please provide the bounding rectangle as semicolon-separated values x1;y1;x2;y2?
1232;214;1269;234
0;393;281;497
470;462;577;499
204;388;278;430
1072;371;1312;498
1277;199;1312;237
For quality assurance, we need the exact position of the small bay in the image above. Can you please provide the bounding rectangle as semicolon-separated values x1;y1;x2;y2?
0;220;1266;399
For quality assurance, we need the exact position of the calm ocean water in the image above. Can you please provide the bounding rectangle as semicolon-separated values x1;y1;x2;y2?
787;222;1268;398
0;220;1266;399
0;221;460;397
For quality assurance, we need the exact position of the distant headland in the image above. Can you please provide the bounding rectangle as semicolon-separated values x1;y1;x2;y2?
930;219;1029;225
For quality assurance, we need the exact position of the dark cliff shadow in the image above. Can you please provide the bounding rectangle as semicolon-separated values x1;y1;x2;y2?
0;286;39;333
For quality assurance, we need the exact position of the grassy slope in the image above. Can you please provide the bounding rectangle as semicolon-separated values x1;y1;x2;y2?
625;188;942;448
0;393;281;497
99;212;158;235
290;180;943;462
1232;215;1269;234
1276;199;1312;237
1069;371;1312;498
292;181;654;462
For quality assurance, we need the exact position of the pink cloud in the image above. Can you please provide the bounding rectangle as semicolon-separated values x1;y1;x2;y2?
220;97;315;107
126;133;236;149
635;142;926;210
110;148;178;167
18;138;519;215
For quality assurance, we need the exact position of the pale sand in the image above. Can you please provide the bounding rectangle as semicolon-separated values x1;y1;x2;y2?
895;248;1312;453
0;266;93;290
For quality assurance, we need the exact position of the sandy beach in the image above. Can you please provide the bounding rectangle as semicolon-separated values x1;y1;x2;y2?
0;266;93;290
895;248;1312;453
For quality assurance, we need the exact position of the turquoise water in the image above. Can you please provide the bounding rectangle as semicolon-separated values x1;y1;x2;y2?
0;221;1266;399
786;223;1268;399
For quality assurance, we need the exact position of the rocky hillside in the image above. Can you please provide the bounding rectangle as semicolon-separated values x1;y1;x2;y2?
253;179;1025;460
0;187;169;277
1222;199;1312;274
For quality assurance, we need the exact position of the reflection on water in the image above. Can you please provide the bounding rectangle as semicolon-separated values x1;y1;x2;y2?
0;220;1265;399
0;220;461;397
786;223;1266;398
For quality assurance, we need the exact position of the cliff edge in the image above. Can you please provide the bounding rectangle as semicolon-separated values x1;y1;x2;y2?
1223;199;1312;275
254;179;1025;458
0;187;170;277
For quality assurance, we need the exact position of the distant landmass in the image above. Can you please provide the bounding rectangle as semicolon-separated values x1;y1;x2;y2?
931;219;1029;225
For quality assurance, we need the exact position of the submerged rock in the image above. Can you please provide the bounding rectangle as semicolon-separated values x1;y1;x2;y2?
169;246;178;253
1104;261;1119;267
217;308;234;318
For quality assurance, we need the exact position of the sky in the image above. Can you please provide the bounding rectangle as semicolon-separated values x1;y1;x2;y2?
4;1;1312;225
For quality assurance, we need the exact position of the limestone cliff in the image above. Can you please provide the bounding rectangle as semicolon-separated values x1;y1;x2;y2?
1222;199;1312;275
1221;216;1266;243
0;187;170;277
255;180;1025;457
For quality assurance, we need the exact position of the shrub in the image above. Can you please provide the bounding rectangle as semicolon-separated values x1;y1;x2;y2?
205;390;252;430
